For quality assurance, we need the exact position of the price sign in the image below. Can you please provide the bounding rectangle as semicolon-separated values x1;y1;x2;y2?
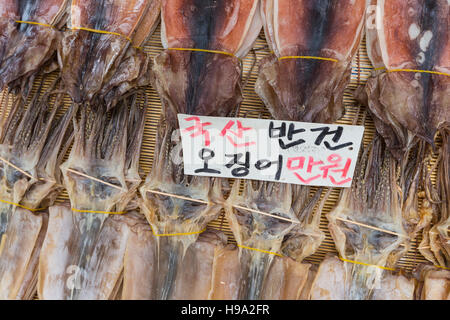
178;114;364;188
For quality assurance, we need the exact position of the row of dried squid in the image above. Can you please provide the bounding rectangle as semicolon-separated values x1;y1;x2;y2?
0;0;448;300
0;0;161;108
0;0;162;299
140;0;449;300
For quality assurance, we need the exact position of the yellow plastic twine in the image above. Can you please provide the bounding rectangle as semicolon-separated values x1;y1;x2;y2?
376;67;450;77
278;55;338;63
339;256;395;271
237;244;283;257
71;208;127;215
168;47;237;59
15;20;55;29
151;227;207;237
71;26;132;42
0;198;45;212
388;68;450;77
434;264;450;271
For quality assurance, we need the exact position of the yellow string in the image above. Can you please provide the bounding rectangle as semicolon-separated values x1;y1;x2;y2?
0;198;45;212
339;256;395;271
237;244;283;257
388;68;450;77
434;264;450;271
168;47;236;59
15;20;54;29
151;227;206;237
376;67;450;77
71;26;132;42
278;55;338;63
71;208;127;215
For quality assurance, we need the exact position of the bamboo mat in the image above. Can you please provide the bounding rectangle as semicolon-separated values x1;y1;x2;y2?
0;24;437;277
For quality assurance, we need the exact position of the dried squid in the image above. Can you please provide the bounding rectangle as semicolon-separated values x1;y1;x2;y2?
419;130;449;272
414;264;449;300
38;95;146;300
122;223;233;301
256;0;366;123
359;4;446;244
260;257;313;300
59;0;160;107
362;0;449;154
207;238;318;300
224;181;324;299
0;83;75;299
139;0;262;300
225;0;354;300
209;244;242;300
0;0;68;94
325;134;431;299
359;0;449;294
309;255;416;300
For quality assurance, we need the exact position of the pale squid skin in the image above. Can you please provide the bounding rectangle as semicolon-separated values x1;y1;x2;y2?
208;244;316;300
308;255;415;300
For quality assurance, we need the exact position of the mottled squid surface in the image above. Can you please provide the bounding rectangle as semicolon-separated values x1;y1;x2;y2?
280;187;325;263
154;0;263;123
59;0;159;105
208;243;314;300
39;97;145;300
327;137;410;300
261;257;311;300
169;230;228;300
309;255;415;300
364;0;449;152
139;0;261;300
38;206;144;300
209;244;241;300
121;219;155;300
139;133;224;299
0;208;47;300
414;265;449;300
256;0;366;123
0;0;67;92
121;227;230;300
358;0;408;158
0;85;74;299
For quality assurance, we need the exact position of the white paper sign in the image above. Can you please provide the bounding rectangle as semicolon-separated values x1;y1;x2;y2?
178;114;364;188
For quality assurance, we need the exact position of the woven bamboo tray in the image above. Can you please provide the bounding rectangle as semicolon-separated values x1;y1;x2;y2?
0;23;438;282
